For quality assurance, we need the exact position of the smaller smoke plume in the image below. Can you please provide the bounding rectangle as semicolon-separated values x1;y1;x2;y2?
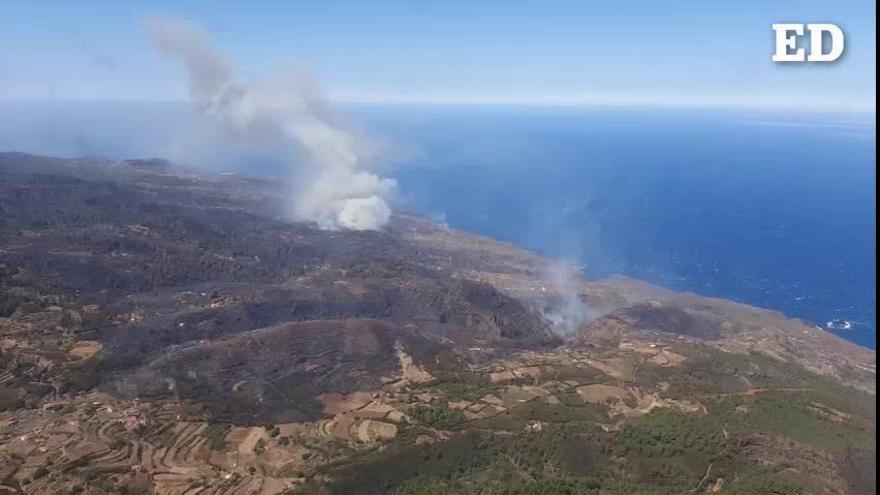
541;261;598;336
147;17;396;230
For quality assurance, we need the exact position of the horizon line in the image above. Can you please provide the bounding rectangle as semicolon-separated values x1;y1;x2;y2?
1;94;876;115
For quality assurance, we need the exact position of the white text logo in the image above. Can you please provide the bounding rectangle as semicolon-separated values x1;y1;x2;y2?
772;23;844;62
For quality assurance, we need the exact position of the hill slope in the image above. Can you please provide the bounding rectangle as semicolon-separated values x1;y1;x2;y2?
0;152;874;495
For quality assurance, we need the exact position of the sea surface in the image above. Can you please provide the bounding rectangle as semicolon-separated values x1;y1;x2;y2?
0;101;875;348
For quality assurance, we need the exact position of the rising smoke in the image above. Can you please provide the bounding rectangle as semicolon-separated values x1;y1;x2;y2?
541;260;599;336
147;18;396;230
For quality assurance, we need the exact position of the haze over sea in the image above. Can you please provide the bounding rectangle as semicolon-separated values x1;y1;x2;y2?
0;101;875;348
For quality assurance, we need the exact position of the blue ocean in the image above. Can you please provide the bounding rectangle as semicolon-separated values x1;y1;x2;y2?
1;102;875;348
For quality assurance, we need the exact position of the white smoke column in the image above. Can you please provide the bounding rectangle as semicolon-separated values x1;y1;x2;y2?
147;18;396;230
541;260;598;336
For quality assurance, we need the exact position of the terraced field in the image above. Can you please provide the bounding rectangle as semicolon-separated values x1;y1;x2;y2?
0;153;874;494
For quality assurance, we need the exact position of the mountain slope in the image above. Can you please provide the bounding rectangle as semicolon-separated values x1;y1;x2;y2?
0;152;874;495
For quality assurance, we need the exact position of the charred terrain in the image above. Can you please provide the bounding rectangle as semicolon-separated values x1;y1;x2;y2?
0;152;875;495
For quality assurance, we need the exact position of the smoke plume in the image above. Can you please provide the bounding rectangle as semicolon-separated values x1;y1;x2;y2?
541;260;599;335
147;18;396;230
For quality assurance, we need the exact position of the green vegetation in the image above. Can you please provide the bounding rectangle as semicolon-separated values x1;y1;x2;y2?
381;466;808;495
325;345;876;495
541;364;608;385
408;402;467;428
201;423;230;451
707;392;875;452
613;408;731;460
721;467;805;494
329;423;611;494
612;408;737;490
347;425;811;495
470;401;606;431
0;286;50;318
394;473;604;495
430;378;495;403
417;366;495;403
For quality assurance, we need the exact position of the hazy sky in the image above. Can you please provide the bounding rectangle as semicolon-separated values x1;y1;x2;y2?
1;0;875;110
